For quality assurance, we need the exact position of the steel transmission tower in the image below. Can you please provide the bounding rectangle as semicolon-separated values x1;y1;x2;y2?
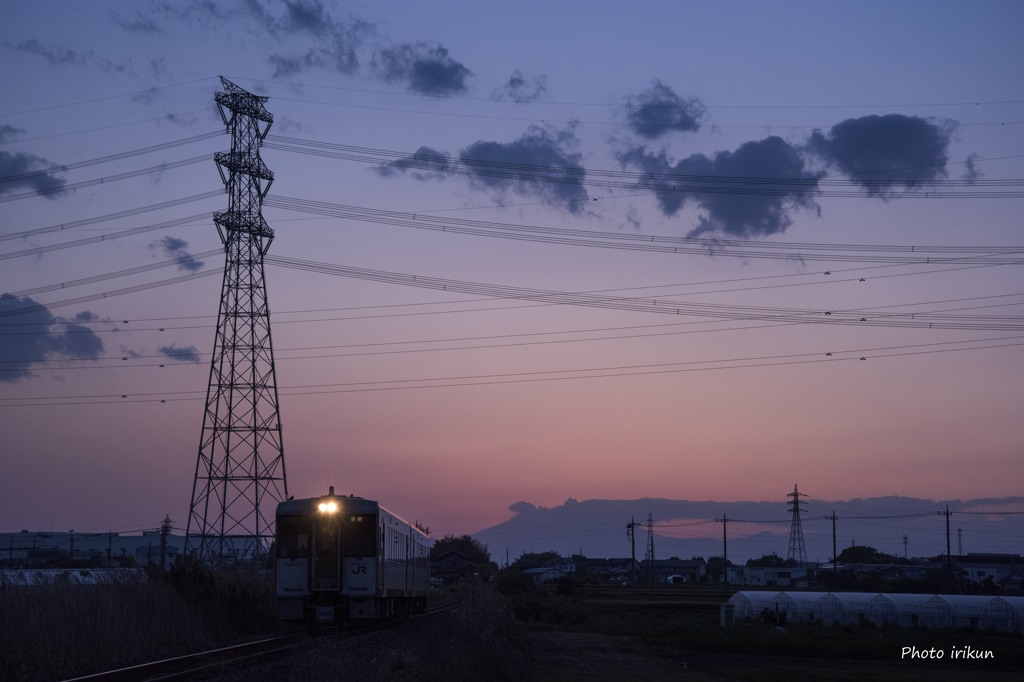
644;513;655;583
185;77;287;562
787;484;807;564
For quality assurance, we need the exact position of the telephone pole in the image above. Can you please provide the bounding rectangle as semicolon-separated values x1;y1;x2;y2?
826;511;838;585
939;505;955;592
626;518;639;597
185;77;287;563
716;514;729;598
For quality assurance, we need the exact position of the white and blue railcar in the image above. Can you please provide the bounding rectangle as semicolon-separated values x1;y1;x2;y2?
275;487;431;623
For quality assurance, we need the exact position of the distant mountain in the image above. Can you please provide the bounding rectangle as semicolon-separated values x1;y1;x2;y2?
472;496;1024;567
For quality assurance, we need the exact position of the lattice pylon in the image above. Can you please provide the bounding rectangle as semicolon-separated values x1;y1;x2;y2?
185;77;287;562
787;484;807;564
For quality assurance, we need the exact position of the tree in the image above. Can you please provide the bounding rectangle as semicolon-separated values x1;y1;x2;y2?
705;556;735;581
836;545;899;565
746;553;797;568
430;534;491;565
511;551;562;570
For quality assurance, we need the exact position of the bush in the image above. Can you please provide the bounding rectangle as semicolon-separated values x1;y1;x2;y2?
0;561;278;681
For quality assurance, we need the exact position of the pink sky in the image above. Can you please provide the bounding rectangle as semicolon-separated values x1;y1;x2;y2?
1;1;1022;543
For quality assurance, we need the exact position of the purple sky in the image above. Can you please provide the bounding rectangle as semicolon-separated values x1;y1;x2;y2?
1;1;1022;548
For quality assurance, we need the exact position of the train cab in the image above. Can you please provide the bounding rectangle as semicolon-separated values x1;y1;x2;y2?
275;487;430;623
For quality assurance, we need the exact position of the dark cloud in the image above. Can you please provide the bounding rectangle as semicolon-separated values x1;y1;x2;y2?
0;125;25;142
110;10;162;33
158;344;201;363
151;236;205;273
493;70;548;102
269;52;322;77
619;136;822;238
459;126;588;210
74;311;100;323
807;114;954;196
14;38;87;67
509;501;540;515
373;41;471;96
267;16;372;76
962;152;982;184
0;147;67;198
0;294;104;383
15;39;134;75
625;80;706;139
140;1;371;76
281;0;331;35
149;0;232;29
377;126;589;211
375;146;455;180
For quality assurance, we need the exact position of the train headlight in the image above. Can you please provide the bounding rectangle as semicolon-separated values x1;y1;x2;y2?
318;500;339;513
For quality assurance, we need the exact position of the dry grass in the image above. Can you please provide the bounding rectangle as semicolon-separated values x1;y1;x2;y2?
0;561;277;681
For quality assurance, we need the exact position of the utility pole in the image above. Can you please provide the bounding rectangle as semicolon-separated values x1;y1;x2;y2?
186;77;287;563
938;506;954;593
957;527;963;557
160;515;172;570
716;514;729;599
826;511;838;585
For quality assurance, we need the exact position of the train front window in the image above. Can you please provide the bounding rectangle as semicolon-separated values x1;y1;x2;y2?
312;516;340;590
343;514;377;558
276;517;309;559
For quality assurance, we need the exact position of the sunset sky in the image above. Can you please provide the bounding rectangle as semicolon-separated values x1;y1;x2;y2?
1;1;1021;547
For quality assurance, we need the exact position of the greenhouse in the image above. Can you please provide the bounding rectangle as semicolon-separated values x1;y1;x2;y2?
726;591;1024;633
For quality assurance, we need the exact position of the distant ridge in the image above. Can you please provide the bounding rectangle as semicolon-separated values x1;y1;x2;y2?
472;496;1024;566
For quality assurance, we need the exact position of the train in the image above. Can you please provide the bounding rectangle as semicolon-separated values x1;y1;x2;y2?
274;487;432;623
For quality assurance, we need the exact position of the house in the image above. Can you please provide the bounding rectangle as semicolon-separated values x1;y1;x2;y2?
522;559;576;583
431;549;478;584
643;557;707;584
576;557;639;583
955;553;1022;588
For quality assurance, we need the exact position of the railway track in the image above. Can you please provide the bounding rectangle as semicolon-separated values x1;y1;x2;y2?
62;632;308;682
63;600;461;681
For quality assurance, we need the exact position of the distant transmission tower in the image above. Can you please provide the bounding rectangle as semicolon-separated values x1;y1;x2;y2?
185;77;287;562
644;513;655;583
787;484;807;564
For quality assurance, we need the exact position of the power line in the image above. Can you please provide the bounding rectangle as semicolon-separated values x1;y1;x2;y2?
267;255;1024;331
265;194;1024;263
0;191;221;243
0;213;214;263
4;335;1022;404
0;131;220;186
263;136;1024;198
0;156;210;203
0;76;218;118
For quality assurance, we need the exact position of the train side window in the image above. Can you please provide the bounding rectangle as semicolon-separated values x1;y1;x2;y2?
276;517;309;559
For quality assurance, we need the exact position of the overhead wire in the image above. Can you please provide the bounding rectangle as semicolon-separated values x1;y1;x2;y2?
4;334;1022;403
264;195;1024;264
0;131;221;187
0;155;211;203
263;135;1024;198
0;191;222;243
266;255;1024;331
0;212;214;263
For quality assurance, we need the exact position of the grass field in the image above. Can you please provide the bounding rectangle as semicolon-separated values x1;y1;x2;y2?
516;583;1023;681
